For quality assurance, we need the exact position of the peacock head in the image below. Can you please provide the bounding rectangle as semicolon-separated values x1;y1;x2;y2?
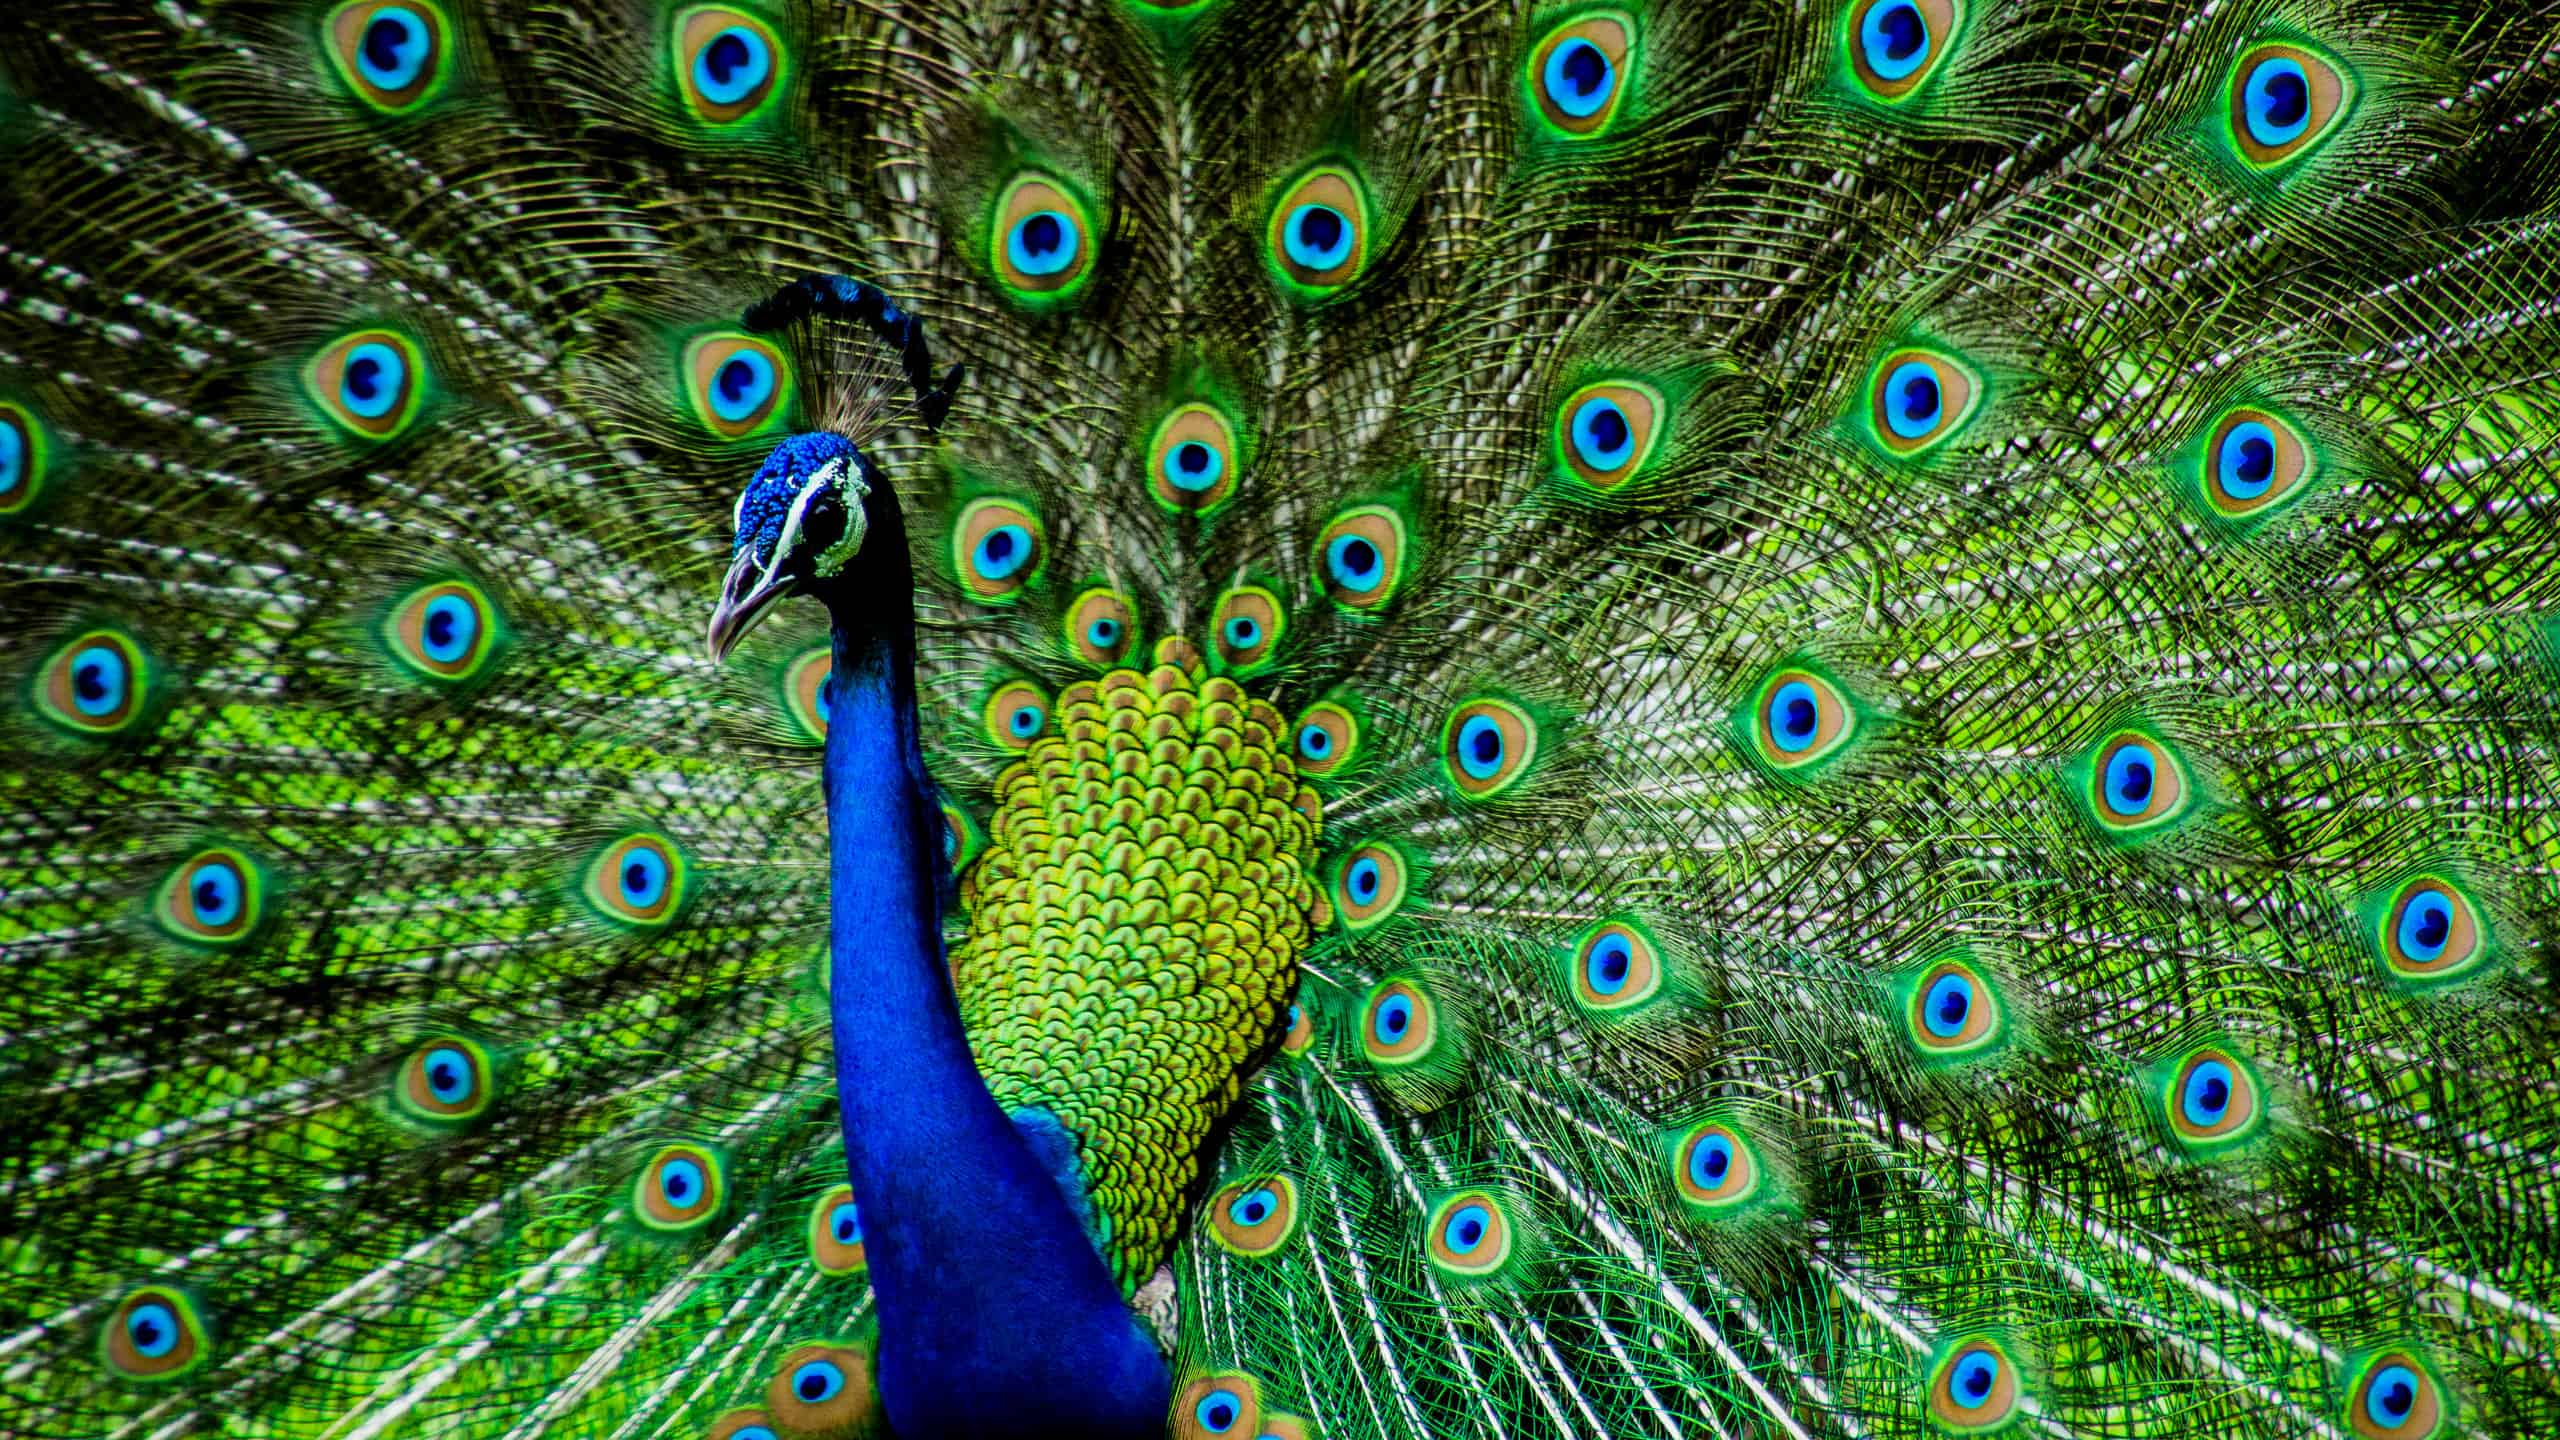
706;431;884;661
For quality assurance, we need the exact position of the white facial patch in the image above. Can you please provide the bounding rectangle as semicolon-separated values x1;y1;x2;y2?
748;457;872;592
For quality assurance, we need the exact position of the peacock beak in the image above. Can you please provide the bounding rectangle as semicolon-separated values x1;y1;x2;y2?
705;548;798;663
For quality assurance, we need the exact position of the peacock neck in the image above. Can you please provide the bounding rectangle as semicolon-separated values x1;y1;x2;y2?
814;508;1169;1437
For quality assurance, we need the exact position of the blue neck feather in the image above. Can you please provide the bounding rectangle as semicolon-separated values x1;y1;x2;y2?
816;492;1168;1438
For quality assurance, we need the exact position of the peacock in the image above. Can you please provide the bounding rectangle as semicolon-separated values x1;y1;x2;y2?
3;0;2558;1436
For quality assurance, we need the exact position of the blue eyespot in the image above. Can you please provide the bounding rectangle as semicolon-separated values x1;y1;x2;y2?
1542;38;1615;119
1283;203;1354;272
1085;617;1120;648
1922;972;1972;1039
2395;887;2453;963
1326;533;1385;591
1585;933;1633;996
420;593;478;665
2364;1364;2419;1429
619;847;670;909
732;1428;779;1440
2101;742;2154;817
1570;396;1635;472
1008;704;1045;737
423;1046;474;1104
1228;1187;1279;1227
1687;1133;1732;1189
339;342;408;421
0;416;21;494
1297;723;1331;759
693;25;773;108
1859;1;1930;82
1766;679;1819;753
1005;210;1081;279
1372;993;1413;1044
1883;360;1942;440
1455;714;1505;780
1166;439;1223;493
70;644;128;718
2216;420;2277;501
790;1358;846;1405
1195;1388;1244;1433
2242;56;2310;147
659;1157;704;1206
1223;616;1261;650
972;524;1033;582
358;6;431;90
1442;1202;1491;1254
828;1200;861;1244
126;1301;180;1359
1344;855;1382;904
190;860;245;928
1948;1348;2000;1410
708;349;777;425
2180;1060;2233;1127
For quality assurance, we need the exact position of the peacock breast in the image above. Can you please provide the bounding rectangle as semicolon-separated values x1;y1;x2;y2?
948;637;1330;1292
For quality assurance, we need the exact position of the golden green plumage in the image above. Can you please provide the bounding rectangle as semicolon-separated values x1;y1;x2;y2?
957;640;1329;1288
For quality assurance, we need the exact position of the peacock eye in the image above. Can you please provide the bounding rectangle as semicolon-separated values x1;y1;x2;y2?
1745;666;1860;772
1147;402;1244;514
306;328;427;441
1572;920;1661;1010
1317;505;1409;611
1332;844;1408;931
2347;1352;2445;1439
2379;876;2486;982
1526;12;1633;137
0;401;45;515
2230;43;2348;167
765;1342;877;1430
781;646;831;740
323;0;453;113
1063;587;1139;666
992;176;1097;306
1865;347;1979;457
674;6;786;124
982;680;1050;750
1847;0;1958;99
1266;166;1371;296
941;801;986;872
156;848;264;946
33;628;150;738
387;579;502;683
1926;1338;2021;1431
2087;730;2191;833
1175;1372;1263;1440
1361;979;1437;1065
707;1414;780;1440
1209;585;1285;675
1671;1120;1761;1210
102;1286;208;1382
684;333;790;439
1907;956;2003;1056
1209;1174;1300;1256
584;833;687;928
633;1143;725;1232
1442;697;1538;799
1424;1191;1515;1276
2201;407;2311;517
803;1183;867;1275
2162;1046;2265;1151
396;1038;495;1124
951;498;1044;602
1292;700;1359;776
1556;381;1664;488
